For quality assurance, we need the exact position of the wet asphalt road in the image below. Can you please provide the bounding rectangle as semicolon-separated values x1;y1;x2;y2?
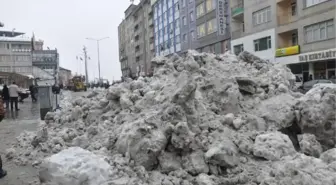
0;91;90;185
0;99;40;185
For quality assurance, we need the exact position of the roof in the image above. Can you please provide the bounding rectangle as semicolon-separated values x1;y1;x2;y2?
60;67;71;72
0;29;24;37
0;36;43;43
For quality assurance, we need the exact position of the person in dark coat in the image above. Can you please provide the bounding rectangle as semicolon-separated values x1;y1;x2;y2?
2;85;10;109
29;84;37;102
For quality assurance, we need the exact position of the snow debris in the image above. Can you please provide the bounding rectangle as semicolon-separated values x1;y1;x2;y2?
11;50;336;184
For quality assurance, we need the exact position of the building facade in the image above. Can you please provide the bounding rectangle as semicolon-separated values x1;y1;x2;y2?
118;0;155;79
59;67;72;86
275;0;335;82
230;0;335;82
230;0;277;62
32;50;59;76
194;0;231;53
0;30;43;73
152;0;182;56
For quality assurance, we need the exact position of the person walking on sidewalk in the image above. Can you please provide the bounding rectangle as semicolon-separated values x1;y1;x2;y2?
8;82;20;111
0;98;7;178
1;85;9;109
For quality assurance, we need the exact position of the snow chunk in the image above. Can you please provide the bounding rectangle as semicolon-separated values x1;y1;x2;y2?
253;132;296;161
39;147;111;185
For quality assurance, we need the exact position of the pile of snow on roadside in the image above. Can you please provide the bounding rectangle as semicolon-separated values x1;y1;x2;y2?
10;50;336;185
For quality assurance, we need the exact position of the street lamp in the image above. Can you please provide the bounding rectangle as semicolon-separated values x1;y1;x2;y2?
86;37;109;83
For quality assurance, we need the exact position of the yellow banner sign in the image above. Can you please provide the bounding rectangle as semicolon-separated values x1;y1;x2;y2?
276;45;300;57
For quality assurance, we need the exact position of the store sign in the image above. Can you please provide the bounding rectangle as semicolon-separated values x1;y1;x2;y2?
299;48;336;62
276;45;300;57
217;0;226;35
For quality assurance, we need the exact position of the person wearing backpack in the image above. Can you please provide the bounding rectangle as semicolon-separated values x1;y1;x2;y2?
0;98;7;178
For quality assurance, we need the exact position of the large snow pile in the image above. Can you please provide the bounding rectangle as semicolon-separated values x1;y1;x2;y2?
10;51;336;185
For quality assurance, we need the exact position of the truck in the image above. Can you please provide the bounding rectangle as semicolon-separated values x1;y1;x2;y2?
68;75;87;92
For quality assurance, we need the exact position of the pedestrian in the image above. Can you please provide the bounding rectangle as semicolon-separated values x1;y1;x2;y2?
8;82;20;111
0;98;7;179
29;84;37;102
2;85;10;109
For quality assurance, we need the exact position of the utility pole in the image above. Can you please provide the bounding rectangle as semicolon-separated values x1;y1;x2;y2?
83;46;89;84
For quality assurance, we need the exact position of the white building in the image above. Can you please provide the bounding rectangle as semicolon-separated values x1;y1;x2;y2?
231;28;276;62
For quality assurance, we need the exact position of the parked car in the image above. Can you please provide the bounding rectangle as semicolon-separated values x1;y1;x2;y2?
298;79;333;93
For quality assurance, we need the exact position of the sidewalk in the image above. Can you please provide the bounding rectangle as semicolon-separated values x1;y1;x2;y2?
0;100;40;185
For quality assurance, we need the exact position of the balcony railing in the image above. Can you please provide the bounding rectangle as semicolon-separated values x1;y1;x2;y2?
277;11;297;25
231;0;244;17
231;28;244;39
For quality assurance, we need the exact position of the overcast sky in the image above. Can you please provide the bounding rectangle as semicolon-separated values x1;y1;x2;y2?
0;0;140;81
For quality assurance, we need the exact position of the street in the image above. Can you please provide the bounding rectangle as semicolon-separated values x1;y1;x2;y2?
0;101;40;185
0;91;88;185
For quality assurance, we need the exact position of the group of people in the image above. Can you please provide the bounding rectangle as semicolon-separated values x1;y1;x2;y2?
1;82;21;111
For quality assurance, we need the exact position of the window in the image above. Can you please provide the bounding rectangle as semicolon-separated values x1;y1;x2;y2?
254;36;272;51
233;44;244;55
207;18;217;34
196;3;205;18
190;11;194;22
292;33;298;45
304;19;334;43
305;0;328;8
175;3;179;11
190;31;195;40
252;7;271;26
175;20;180;29
183;34;187;42
182;16;187;25
189;0;193;3
182;0;185;7
291;2;297;16
197;23;206;38
176;35;180;44
206;0;215;12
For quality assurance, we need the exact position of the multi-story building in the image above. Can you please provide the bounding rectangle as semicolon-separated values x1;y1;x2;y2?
194;0;231;53
230;0;277;62
32;49;59;76
118;0;155;79
152;0;181;56
230;0;335;82
180;0;196;51
275;0;335;82
0;29;44;73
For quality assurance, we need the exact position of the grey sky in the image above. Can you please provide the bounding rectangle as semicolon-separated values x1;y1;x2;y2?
0;0;140;81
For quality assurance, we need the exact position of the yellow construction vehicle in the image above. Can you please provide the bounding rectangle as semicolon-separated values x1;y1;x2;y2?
68;75;87;92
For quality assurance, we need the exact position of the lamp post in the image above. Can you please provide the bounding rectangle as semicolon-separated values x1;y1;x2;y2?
86;37;109;84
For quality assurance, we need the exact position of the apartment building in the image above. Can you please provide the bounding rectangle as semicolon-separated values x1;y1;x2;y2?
152;0;182;56
0;29;43;73
275;0;335;82
194;0;231;53
118;0;155;79
230;0;335;82
230;0;277;62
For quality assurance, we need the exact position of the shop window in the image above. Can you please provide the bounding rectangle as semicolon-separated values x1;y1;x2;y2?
254;36;271;51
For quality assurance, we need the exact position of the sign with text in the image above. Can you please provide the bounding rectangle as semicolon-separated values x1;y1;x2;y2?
276;45;300;57
299;48;336;62
217;0;226;35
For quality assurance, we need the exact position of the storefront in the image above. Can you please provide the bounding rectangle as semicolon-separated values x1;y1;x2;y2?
277;48;336;82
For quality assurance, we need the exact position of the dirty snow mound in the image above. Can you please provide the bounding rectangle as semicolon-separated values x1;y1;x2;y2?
11;50;336;184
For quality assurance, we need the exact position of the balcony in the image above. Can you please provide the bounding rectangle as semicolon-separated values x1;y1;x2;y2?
231;0;244;19
231;28;244;40
277;11;298;25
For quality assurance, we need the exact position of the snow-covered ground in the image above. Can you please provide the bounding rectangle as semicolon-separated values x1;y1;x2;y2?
7;51;336;185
